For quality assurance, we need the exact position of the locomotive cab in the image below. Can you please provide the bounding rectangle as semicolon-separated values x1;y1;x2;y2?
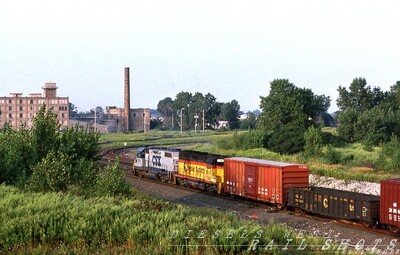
133;147;146;174
133;147;180;182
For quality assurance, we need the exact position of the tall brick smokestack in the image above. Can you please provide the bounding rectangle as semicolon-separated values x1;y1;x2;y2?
124;67;130;131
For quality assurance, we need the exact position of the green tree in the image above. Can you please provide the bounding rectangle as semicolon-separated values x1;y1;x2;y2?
337;78;385;112
157;97;174;128
220;100;241;129
337;108;358;142
172;92;192;131
69;102;77;117
259;79;327;131
203;93;221;129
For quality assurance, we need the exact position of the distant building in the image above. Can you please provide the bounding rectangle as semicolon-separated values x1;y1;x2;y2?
104;106;150;132
0;83;69;130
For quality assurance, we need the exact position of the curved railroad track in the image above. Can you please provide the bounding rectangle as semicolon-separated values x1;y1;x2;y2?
99;147;400;242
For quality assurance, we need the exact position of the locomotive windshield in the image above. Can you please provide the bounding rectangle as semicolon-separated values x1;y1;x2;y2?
136;147;146;158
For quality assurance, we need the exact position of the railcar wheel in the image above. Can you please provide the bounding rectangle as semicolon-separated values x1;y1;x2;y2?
389;225;399;234
361;221;372;228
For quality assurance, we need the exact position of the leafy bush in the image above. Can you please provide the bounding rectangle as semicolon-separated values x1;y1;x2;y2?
320;132;347;147
322;145;343;164
267;126;306;154
27;151;73;192
0;124;35;186
304;126;323;158
376;135;400;172
94;161;132;196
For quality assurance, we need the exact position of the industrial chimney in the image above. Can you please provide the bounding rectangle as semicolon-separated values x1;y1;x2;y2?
124;67;130;131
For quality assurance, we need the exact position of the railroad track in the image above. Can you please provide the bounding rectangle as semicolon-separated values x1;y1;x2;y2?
99;147;400;240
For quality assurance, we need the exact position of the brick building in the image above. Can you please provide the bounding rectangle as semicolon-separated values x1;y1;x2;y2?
104;106;150;132
0;83;69;130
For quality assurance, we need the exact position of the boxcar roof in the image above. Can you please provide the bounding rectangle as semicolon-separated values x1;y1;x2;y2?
227;157;306;167
381;178;400;184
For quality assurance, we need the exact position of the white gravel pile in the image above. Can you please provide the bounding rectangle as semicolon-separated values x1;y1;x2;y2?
309;174;380;196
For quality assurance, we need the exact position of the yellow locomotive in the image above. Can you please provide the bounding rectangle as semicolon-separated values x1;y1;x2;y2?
174;150;225;194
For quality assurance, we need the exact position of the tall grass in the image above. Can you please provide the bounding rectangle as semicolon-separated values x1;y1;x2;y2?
0;185;328;254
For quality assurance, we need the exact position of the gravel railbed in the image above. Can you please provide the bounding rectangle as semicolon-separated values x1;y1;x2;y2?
126;176;399;255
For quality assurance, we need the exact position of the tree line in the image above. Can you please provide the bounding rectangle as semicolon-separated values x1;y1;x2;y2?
337;78;400;146
156;92;252;130
226;77;400;172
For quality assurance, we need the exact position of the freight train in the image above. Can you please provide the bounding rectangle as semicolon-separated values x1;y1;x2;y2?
132;147;400;235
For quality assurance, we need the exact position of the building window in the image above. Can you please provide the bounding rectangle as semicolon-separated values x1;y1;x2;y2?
30;106;33;111
20;99;23;104
19;106;23;111
9;106;12;111
8;114;12;118
19;113;23;118
143;113;145;117
30;99;33;104
62;113;65;118
9;99;12;104
133;113;136;117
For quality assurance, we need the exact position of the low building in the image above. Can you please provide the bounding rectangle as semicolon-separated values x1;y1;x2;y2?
104;106;150;132
0;83;69;130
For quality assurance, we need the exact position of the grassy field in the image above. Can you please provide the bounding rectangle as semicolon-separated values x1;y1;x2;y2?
99;130;232;149
0;185;327;254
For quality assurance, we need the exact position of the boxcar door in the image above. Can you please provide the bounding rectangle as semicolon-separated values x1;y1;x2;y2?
244;165;257;198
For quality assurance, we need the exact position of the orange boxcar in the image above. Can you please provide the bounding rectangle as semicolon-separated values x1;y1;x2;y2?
380;178;400;233
224;157;309;205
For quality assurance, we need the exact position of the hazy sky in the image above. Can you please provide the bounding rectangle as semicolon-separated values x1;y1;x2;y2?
1;0;400;113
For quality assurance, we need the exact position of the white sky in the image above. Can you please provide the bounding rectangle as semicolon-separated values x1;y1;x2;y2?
1;0;400;112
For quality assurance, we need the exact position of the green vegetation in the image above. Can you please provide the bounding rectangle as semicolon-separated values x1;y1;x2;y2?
0;105;131;196
99;129;232;149
0;185;329;254
337;78;400;145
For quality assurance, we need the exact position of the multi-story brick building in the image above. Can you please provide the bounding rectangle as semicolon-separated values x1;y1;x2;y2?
0;83;69;130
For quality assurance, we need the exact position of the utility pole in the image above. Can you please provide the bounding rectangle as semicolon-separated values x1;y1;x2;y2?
180;108;184;135
194;113;199;131
202;109;205;132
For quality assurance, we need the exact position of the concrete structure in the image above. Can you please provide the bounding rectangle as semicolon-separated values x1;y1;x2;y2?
0;83;69;130
104;67;150;132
